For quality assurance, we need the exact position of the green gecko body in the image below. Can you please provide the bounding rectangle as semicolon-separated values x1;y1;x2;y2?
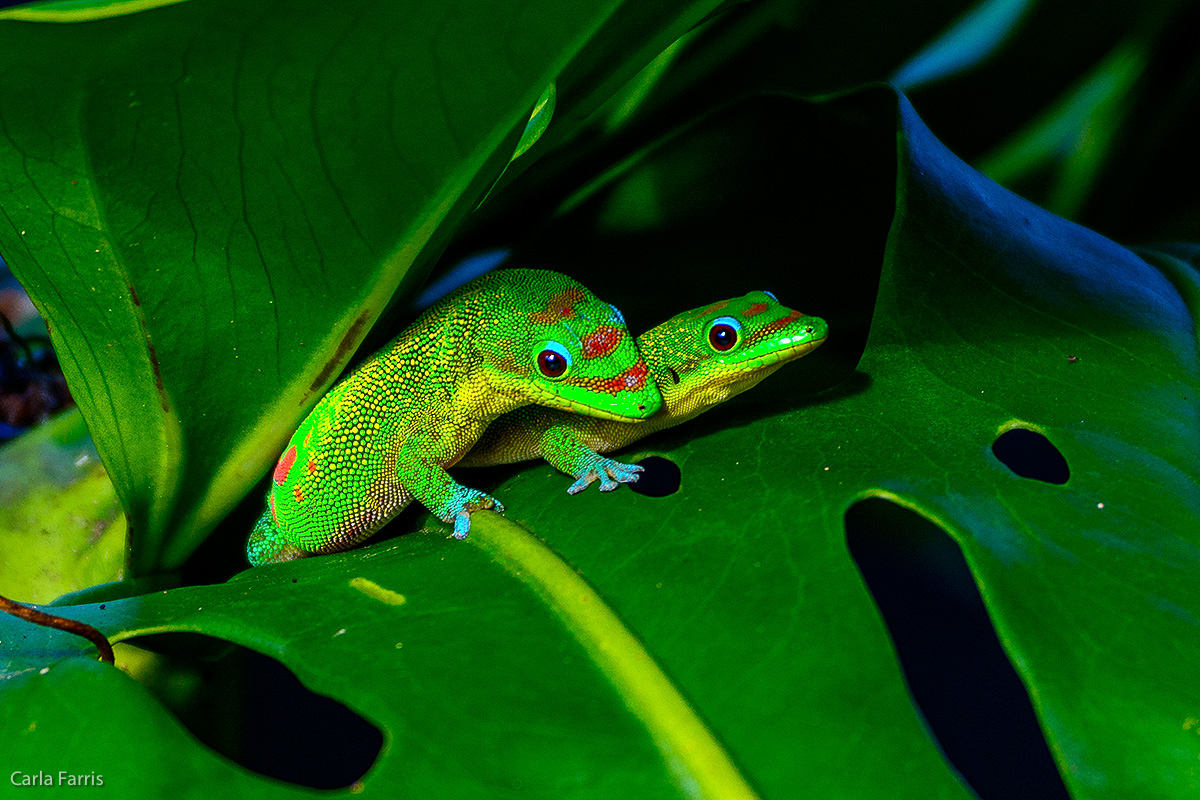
247;268;662;565
459;291;827;491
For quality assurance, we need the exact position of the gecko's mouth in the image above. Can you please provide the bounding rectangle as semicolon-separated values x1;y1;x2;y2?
525;384;658;422
730;335;827;371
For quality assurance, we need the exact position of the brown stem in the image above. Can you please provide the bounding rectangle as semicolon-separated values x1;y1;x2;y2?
0;593;114;664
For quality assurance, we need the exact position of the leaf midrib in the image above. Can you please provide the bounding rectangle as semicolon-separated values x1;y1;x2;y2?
469;511;760;800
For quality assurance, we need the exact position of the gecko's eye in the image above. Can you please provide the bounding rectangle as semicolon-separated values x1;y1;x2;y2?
535;340;572;379
707;316;742;352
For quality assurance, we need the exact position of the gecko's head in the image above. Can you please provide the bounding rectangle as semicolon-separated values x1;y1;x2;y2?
475;269;662;421
639;291;828;416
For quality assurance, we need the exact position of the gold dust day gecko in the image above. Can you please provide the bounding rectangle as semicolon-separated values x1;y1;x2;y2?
247;269;662;565
459;291;828;491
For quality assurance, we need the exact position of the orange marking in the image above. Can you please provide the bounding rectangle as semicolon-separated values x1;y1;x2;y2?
743;302;769;317
748;310;804;344
306;458;317;475
582;325;623;359
582;358;649;395
269;493;278;526
273;445;297;485
293;485;305;504
529;287;585;324
303;428;313;448
618;359;649;392
694;300;729;318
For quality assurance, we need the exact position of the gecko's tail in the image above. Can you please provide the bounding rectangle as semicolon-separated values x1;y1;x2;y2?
246;510;309;566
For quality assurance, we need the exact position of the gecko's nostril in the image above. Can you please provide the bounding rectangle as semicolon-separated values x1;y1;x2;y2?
637;404;645;411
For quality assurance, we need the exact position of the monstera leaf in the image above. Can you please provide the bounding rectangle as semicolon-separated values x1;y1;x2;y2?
3;84;1196;798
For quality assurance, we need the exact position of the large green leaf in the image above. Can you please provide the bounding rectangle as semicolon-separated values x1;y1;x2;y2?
0;0;723;574
5;87;1196;797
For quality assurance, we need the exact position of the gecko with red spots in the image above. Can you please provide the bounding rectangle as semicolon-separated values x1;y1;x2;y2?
247;269;662;565
459;291;827;492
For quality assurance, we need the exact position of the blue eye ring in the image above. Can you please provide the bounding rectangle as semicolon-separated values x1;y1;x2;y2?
708;316;742;352
535;340;572;379
762;291;778;302
608;304;626;325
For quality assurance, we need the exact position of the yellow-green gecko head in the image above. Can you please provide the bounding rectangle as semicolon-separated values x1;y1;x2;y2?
465;269;662;421
638;291;828;419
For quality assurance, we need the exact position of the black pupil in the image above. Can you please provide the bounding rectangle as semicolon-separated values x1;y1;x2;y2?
710;324;736;351
539;350;565;376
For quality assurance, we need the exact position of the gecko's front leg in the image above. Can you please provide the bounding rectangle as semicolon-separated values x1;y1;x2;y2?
397;458;505;539
539;424;643;494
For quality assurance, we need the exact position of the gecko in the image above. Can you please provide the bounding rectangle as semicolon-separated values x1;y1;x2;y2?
246;268;663;565
458;291;827;492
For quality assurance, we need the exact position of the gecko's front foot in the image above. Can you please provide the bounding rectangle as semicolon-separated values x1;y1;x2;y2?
441;490;506;540
567;456;643;495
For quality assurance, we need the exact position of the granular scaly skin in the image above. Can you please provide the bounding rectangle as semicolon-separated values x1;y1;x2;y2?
247;269;662;565
459;291;828;493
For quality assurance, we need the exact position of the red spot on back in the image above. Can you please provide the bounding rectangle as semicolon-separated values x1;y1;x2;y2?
582;325;623;359
306;458;317;475
529;287;586;324
274;445;297;485
293;485;305;504
743;302;769;317
303;428;313;448
269;493;277;525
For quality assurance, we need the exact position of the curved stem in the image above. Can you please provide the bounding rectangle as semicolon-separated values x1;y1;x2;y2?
0;593;114;664
469;512;759;800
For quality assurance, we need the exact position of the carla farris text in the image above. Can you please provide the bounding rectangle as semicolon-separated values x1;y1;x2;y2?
11;771;104;787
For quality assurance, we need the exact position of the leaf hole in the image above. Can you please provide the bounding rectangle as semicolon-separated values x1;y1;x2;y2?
992;427;1069;485
627;456;681;497
120;633;381;789
845;498;1069;800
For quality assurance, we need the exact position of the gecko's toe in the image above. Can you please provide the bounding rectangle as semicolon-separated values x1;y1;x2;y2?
605;461;642;486
567;471;598;495
452;512;472;540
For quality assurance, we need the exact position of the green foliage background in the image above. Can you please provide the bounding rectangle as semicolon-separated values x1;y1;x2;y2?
1;0;1198;797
